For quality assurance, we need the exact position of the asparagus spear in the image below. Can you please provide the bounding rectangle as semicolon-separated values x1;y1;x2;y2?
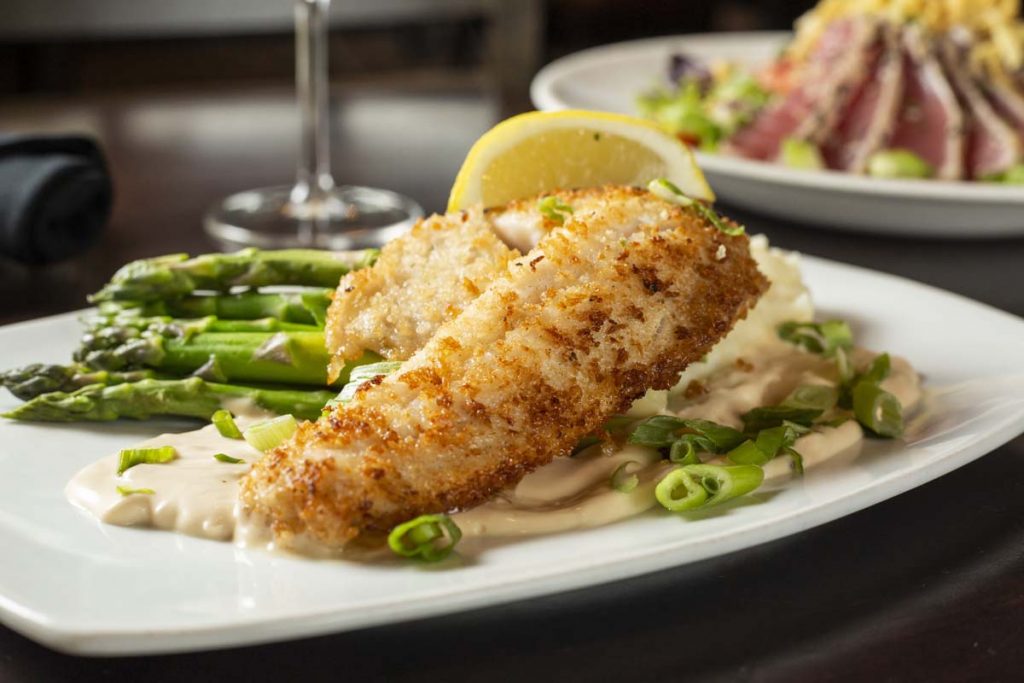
72;330;350;385
90;248;377;303
78;314;319;357
1;363;159;401
96;289;333;326
3;377;335;422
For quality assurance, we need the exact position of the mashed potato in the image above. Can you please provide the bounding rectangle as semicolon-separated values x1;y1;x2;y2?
627;235;813;416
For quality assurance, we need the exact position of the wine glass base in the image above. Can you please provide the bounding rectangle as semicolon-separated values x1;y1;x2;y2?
204;185;424;250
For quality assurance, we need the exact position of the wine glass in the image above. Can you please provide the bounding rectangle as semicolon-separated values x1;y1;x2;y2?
204;0;423;250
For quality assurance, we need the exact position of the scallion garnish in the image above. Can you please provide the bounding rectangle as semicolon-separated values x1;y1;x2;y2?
629;415;745;467
629;416;744;451
647;178;695;206
211;409;243;439
611;461;641;493
116;446;177;475
537;196;574;225
116;485;155;496
777;320;853;356
852;381;903;438
243;414;297;452
859;352;891;386
655;463;763;512
647;179;744;235
327;361;405;412
740;406;821;433
741;384;836;432
388;514;462;562
838;353;903;437
668;437;701;465
654;467;707;511
213;453;245;464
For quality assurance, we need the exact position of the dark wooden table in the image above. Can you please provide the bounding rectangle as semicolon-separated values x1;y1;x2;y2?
1;86;1023;682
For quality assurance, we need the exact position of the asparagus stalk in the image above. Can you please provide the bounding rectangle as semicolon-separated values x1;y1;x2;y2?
96;289;333;326
78;314;319;357
90;248;376;303
1;363;159;401
3;377;335;422
73;330;342;385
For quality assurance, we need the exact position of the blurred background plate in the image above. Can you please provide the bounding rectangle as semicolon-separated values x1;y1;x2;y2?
531;32;1024;238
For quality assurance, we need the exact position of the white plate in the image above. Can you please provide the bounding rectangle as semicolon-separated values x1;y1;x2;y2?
1;257;1024;656
531;33;1024;237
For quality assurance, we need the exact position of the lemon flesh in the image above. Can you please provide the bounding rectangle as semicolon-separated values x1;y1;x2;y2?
448;110;713;211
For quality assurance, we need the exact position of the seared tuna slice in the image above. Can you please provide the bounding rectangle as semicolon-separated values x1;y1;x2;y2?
821;24;904;173
724;17;879;161
982;68;1024;143
940;35;1020;179
886;25;965;180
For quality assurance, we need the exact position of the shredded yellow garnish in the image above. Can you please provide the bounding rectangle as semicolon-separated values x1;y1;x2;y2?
788;0;1024;74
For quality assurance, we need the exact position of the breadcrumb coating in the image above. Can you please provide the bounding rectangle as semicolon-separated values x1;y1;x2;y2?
241;187;768;550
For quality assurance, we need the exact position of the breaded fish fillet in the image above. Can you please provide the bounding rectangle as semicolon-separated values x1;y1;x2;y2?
325;189;639;376
326;207;517;381
240;187;768;549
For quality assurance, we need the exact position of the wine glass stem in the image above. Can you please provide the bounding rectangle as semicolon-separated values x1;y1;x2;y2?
293;0;334;206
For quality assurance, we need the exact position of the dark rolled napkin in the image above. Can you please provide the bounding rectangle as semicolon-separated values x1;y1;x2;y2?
0;134;113;265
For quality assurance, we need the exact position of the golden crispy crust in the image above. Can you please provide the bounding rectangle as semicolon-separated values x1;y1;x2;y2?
240;186;768;549
325;206;517;380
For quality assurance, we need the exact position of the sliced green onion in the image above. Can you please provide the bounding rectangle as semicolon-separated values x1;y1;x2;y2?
656;464;764;512
611;461;641;493
784;447;805;475
333;361;404;405
835;346;854;384
648;178;695;206
684;464;764;505
116;445;177;475
537;196;574;224
820;415;852;428
116;485;155;496
783;385;839;412
647;179;744;235
859;353;891;385
741;384;837;433
243;414;297;452
211;409;243;439
668;437;702;465
852;382;903;438
628;415;688;447
388;514;462;562
629;415;744;451
741;406;821;433
753;424;793;457
655;468;708;511
213;453;245;464
777;320;853;356
728;421;809;467
693;203;744;236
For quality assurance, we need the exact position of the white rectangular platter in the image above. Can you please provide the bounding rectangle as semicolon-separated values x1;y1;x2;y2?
1;256;1022;655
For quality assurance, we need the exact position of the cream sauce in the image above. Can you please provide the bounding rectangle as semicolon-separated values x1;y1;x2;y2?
65;421;261;542
65;344;922;551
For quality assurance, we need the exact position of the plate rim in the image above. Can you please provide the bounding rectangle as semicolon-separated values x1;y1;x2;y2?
1;256;1024;656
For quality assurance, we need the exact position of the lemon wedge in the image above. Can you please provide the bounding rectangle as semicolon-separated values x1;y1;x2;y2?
448;110;713;211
